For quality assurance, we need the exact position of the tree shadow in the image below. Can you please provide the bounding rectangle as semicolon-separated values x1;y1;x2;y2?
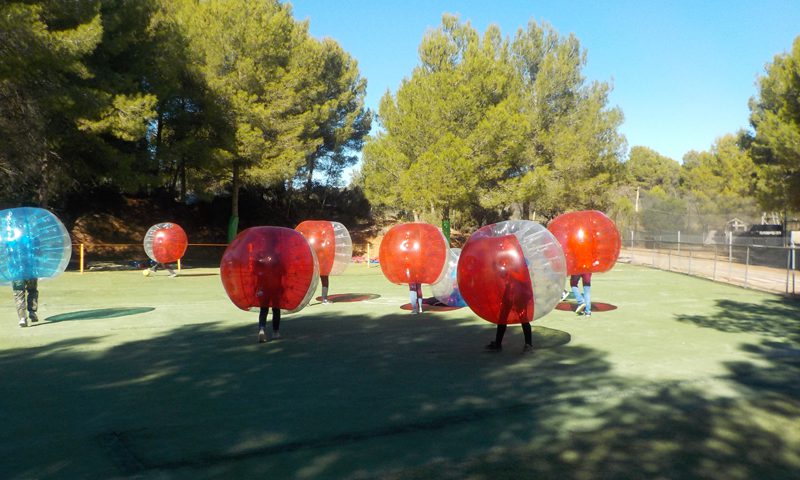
45;307;156;322
313;293;380;303
675;297;800;341
2;301;799;479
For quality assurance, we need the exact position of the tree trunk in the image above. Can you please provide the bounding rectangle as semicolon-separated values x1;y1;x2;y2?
154;108;164;174
413;210;420;222
304;155;316;197
179;157;187;202
37;143;48;208
228;161;241;242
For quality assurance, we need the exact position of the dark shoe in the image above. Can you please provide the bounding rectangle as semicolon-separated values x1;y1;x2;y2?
272;331;281;340
29;313;38;323
522;344;534;354
584;311;592;317
485;341;502;352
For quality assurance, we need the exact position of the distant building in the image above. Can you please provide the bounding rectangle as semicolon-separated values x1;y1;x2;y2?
726;218;747;233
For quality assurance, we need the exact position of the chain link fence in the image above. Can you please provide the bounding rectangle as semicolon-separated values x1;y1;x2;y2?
621;230;799;296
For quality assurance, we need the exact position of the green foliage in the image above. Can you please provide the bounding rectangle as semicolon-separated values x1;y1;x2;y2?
626;146;680;192
640;186;688;234
747;35;800;212
361;15;625;227
679;134;759;224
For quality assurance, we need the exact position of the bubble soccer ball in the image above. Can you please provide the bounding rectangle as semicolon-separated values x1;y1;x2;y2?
220;226;319;313
0;207;72;283
295;220;352;276
379;223;448;285
143;223;188;264
430;248;467;307
457;220;566;324
547;210;621;275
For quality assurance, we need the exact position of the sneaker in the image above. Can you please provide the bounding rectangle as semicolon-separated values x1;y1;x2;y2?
169;272;178;278
560;290;569;301
321;299;331;304
18;317;28;327
584;312;592;317
29;313;39;323
522;344;534;354
272;331;281;340
485;341;502;352
258;329;267;343
575;303;586;315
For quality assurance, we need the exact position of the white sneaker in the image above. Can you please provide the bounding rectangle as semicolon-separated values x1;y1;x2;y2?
258;329;267;343
560;290;569;301
575;303;586;315
18;318;28;327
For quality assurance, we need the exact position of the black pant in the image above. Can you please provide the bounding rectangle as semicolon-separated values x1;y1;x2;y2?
495;322;532;346
258;307;280;331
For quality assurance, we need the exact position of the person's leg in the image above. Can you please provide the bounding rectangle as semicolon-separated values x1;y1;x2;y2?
26;279;38;322
521;322;532;346
271;307;281;338
321;276;330;303
13;281;27;326
487;324;506;351
258;308;268;343
570;275;585;313
166;264;177;277
416;283;423;313
409;283;419;313
582;273;592;316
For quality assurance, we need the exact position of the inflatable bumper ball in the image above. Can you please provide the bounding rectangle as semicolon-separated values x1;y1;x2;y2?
430;248;467;307
0;207;72;283
547;210;621;274
457;220;566;324
220;226;319;314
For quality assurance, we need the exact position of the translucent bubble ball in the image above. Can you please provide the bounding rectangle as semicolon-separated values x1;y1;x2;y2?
430;248;467;307
547;210;621;274
295;220;352;276
220;226;319;313
143;222;188;264
379;222;448;285
0;207;71;283
457;220;566;324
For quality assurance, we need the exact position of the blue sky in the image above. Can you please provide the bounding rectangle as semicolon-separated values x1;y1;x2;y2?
291;0;800;165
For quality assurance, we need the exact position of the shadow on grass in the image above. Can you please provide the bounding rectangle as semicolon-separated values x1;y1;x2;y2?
313;293;381;303
675;296;800;340
2;302;798;479
45;307;156;322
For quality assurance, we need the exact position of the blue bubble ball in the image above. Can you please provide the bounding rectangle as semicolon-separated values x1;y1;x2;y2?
0;207;72;283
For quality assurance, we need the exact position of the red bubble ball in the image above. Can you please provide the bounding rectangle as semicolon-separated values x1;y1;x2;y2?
295;220;352;276
457;224;534;324
220;227;319;312
379;223;448;285
547;210;621;274
144;223;188;264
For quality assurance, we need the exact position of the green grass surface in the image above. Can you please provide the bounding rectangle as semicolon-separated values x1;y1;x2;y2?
2;263;799;479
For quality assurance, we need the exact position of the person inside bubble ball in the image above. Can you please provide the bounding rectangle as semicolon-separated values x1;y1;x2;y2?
12;278;39;327
485;258;534;354
571;273;592;317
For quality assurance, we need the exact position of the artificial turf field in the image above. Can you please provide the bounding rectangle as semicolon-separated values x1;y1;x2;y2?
2;262;799;479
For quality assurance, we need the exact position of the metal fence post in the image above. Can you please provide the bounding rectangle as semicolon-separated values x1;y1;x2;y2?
744;246;749;289
712;244;717;281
